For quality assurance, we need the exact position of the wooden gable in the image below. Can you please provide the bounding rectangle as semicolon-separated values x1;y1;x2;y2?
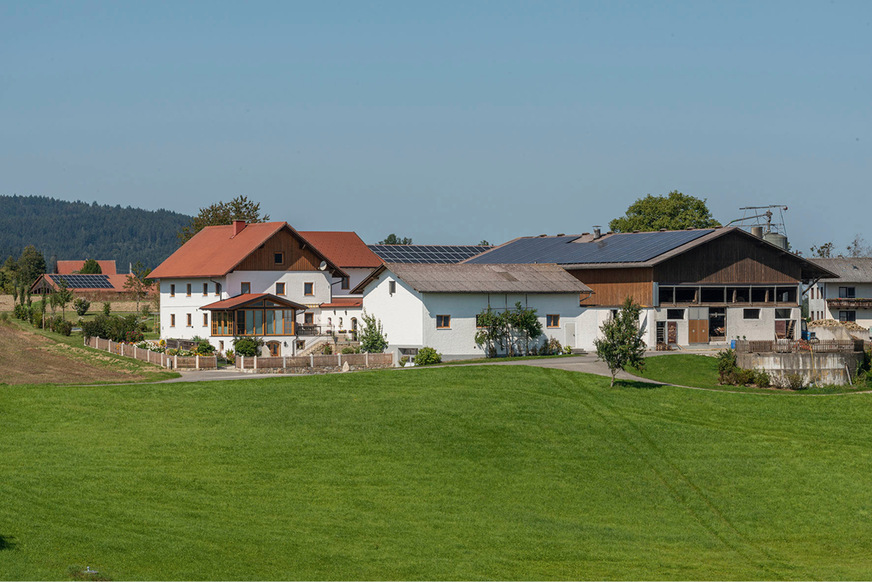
654;230;801;284
234;227;322;272
573;267;653;307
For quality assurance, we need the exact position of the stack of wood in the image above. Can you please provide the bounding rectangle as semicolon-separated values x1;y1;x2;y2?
808;319;868;332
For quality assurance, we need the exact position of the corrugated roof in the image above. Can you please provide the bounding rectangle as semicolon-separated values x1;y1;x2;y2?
466;229;715;265
369;244;491;263
201;293;307;311
383;263;592;294
149;222;346;279
809;258;872;282
299;231;383;268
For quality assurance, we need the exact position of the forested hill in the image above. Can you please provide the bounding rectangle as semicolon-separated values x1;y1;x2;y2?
0;195;192;270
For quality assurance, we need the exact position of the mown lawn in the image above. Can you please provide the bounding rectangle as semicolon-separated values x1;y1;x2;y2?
3;366;872;579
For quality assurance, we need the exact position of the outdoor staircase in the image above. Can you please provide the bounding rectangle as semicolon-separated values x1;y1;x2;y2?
296;338;333;357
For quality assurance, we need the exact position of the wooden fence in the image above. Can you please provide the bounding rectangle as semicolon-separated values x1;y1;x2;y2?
236;352;394;371
735;339;864;354
85;337;218;369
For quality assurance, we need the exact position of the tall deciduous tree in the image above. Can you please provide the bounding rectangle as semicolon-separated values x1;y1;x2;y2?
609;191;720;233
79;259;102;274
17;245;46;286
359;310;388;353
378;234;413;245
178;195;270;244
594;297;646;387
124;261;153;314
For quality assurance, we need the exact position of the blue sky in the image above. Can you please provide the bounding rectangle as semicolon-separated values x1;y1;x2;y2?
2;1;870;253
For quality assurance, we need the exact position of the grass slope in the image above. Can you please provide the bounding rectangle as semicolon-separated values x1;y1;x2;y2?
3;366;872;579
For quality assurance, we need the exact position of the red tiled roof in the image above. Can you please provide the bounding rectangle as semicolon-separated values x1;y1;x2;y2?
149;222;346;279
201;293;308;311
299;231;383;268
320;297;363;308
57;260;117;275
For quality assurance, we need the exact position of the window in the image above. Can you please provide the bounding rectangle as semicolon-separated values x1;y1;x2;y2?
219;341;224;351
547;314;560;328
304;282;314;296
203;313;208;326
304;312;314;325
276;282;286;295
436;315;451;329
215;282;222;296
203;283;208;296
170;284;175;297
341;276;350;290
187;313;192;327
743;308;761;320
186;283;192;297
241;282;251;294
170;314;175;327
839;311;857;322
388;280;396;294
296;340;306;350
666;309;684;320
840;287;856;299
775;308;792;319
274;252;283;265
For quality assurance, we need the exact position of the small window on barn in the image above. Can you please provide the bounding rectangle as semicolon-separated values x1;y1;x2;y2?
436;315;451;329
203;283;208;296
743;309;761;320
304;282;314;296
169;284;175;297
187;313;192;327
170;314;175;327
276;282;286;296
667;309;684;320
241;282;251;294
388;280;396;295
775;308;792;319
274;252;284;265
203;313;208;326
547;314;560;328
186;283;192;297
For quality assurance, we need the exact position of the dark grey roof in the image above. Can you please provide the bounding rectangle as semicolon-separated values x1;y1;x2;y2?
466;229;715;265
809;258;872;282
369;244;491;264
384;263;592;294
50;274;113;289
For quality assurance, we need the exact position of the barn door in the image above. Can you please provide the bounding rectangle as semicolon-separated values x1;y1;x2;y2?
688;307;709;344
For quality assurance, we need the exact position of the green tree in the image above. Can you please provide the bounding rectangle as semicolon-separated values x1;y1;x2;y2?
474;307;504;357
594;296;646;387
478;240;491;246
810;242;834;258
79;259;102;274
124;261;153;314
17;245;46;286
378;234;413;245
359;310;388;353
55;280;73;317
609;191;720;233
178;195;270;244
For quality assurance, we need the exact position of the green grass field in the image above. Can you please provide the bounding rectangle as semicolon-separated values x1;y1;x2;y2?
4;366;872;579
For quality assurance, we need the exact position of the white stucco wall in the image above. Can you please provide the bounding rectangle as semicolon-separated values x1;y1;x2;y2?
330;267;376;296
224;270;332;306
159;277;226;341
811;282;872;333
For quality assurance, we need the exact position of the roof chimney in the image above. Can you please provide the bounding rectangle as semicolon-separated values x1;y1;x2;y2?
593;226;602;240
232;220;246;236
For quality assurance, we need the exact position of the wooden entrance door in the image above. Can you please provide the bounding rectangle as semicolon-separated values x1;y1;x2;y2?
688;307;709;344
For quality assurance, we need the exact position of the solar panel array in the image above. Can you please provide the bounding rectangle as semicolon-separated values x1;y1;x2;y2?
466;230;715;265
369;245;492;264
51;274;114;289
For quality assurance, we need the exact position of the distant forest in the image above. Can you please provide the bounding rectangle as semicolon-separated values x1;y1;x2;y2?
0;195;192;271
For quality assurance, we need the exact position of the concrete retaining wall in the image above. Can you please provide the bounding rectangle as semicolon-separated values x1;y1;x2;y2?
738;351;863;386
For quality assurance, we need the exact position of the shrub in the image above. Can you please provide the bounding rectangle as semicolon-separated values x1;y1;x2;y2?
102;302;111;316
322;344;333;355
233;337;263;357
224;349;235;360
341;346;357;354
544;337;563;355
735;368;755;386
716;349;738;383
54;318;73;336
399;355;410;367
415;346;442;366
73;297;91;317
753;370;770;388
80;314;143;342
0;312;9;324
194;339;215;355
359;310;388;353
125;330;144;343
784;372;806;391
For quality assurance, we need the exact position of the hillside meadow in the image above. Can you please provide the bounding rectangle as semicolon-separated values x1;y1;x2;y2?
3;365;872;580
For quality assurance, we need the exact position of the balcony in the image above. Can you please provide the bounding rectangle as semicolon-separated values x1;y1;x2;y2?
827;298;872;310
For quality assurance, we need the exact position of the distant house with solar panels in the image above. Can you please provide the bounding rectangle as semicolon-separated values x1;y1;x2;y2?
464;227;835;350
30;260;133;297
368;244;491;264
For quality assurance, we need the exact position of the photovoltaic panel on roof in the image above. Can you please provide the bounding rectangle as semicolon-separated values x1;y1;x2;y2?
368;245;491;264
466;230;715;265
52;274;113;289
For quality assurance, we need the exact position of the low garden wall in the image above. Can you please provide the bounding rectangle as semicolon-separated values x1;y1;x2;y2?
235;352;394;373
737;351;864;386
85;337;218;369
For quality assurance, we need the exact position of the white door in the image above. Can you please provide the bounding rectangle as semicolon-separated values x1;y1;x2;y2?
565;322;576;348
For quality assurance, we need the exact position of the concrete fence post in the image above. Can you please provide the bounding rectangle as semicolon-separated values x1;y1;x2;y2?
121;343;124;357
240;356;244;370
365;352;369;367
310;354;314;368
174;354;178;369
283;356;286;369
254;356;258;371
338;353;342;367
196;355;200;370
